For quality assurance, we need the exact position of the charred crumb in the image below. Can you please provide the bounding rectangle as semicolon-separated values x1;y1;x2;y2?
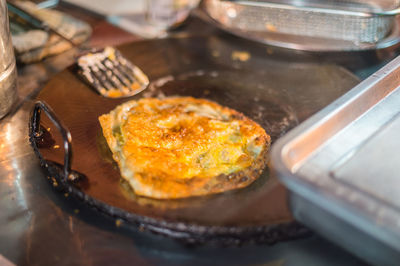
239;177;249;183
115;219;123;227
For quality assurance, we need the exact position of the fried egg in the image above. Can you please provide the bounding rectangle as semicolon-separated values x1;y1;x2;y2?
99;97;270;199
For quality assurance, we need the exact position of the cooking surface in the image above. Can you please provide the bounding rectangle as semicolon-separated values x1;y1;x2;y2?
2;81;365;266
31;35;360;239
0;105;367;264
0;4;386;264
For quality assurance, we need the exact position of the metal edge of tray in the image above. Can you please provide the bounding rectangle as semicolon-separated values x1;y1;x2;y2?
288;192;400;266
199;2;400;52
229;0;400;16
270;56;400;264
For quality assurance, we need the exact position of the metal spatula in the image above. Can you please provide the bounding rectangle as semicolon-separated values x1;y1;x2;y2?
77;46;149;98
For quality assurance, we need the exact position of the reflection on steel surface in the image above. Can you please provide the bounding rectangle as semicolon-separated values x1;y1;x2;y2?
0;255;15;266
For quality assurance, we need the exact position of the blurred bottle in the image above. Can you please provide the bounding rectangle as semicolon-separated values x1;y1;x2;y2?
146;0;200;30
0;0;17;119
105;0;200;38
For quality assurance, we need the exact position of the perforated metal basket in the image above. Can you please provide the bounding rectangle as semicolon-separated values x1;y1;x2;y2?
203;0;400;51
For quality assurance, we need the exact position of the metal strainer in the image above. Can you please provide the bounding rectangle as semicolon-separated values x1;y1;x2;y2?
203;0;400;51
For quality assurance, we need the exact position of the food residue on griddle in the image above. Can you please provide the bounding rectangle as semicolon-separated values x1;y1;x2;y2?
231;51;251;62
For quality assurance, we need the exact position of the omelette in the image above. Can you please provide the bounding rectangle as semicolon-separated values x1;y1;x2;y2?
99;97;270;199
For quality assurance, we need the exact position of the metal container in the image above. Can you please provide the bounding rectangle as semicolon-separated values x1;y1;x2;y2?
271;55;400;265
203;0;400;51
0;0;17;119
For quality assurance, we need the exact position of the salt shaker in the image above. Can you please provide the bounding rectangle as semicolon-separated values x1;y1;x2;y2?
0;0;17;119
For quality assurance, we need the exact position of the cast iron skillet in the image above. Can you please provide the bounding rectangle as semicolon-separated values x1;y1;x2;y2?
29;34;359;245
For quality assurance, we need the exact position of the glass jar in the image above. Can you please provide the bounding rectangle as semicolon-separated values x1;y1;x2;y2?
0;0;17;119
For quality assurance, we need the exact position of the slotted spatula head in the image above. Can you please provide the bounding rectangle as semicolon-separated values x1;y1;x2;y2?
77;46;149;98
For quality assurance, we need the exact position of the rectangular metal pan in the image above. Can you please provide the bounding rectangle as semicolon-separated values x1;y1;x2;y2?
271;55;400;265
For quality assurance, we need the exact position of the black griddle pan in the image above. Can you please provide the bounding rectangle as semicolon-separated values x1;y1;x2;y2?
29;34;359;245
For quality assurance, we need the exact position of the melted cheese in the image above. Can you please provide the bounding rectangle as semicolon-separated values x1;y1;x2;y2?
99;97;269;199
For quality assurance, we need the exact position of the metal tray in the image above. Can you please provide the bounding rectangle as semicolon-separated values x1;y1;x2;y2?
29;34;359;245
271;55;400;265
201;0;400;51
